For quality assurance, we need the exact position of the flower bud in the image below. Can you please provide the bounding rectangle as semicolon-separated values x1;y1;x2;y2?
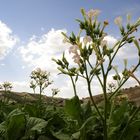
104;20;109;26
81;8;86;16
127;13;131;22
83;36;92;44
101;40;107;47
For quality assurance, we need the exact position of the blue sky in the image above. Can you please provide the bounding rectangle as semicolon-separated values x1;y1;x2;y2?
0;0;140;98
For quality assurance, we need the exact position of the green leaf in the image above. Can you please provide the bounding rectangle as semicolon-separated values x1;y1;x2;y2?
0;122;6;137
79;116;94;131
111;100;129;126
72;131;80;139
52;130;71;140
25;117;48;136
65;96;82;126
6;113;26;140
81;101;92;120
123;120;140;140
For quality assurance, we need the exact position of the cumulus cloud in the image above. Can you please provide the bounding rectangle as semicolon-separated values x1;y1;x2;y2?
19;28;71;73
19;32;138;72
104;35;117;47
117;45;139;59
12;81;31;92
104;35;139;60
0;21;18;59
18;32;139;98
53;76;102;99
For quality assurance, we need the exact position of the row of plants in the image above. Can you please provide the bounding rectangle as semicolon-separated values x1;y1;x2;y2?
0;8;140;140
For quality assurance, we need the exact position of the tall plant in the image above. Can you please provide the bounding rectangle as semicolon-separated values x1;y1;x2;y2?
53;9;140;139
2;82;12;93
30;68;52;103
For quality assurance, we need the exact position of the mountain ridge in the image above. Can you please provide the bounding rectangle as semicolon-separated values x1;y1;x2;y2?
0;85;140;106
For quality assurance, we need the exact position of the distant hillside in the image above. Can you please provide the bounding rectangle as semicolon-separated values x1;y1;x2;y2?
83;86;140;106
0;86;140;106
121;86;140;106
0;91;65;106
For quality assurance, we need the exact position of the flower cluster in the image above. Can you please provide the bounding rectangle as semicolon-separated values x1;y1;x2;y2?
87;9;101;19
30;68;53;94
69;45;81;64
0;81;13;92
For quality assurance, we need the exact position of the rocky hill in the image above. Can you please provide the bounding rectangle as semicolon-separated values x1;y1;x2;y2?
0;86;140;106
83;86;140;106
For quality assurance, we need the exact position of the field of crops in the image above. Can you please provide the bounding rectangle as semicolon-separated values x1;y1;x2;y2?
0;7;140;140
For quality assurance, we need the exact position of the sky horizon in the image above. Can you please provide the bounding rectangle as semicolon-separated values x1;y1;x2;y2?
0;0;140;98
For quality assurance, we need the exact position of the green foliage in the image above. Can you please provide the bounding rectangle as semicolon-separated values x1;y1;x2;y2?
53;8;140;140
0;8;140;140
0;109;25;140
23;117;48;139
65;96;82;126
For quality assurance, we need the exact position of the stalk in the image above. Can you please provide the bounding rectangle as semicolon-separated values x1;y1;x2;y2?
103;75;108;140
39;85;42;104
84;60;104;121
70;76;77;96
109;59;140;100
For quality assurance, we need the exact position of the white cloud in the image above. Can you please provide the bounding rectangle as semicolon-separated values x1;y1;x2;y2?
104;35;117;47
0;21;18;59
117;45;139;59
104;35;139;60
0;63;5;66
18;32;139;98
12;81;31;92
19;28;70;73
55;77;102;99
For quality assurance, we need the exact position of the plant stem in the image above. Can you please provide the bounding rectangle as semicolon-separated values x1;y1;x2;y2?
87;59;103;90
39;85;42;104
97;50;108;139
84;60;104;121
109;60;140;100
70;76;77;96
103;75;108;140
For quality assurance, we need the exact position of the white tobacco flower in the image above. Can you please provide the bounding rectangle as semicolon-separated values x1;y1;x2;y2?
114;16;122;26
102;33;107;38
83;36;92;44
69;45;79;54
101;40;107;47
100;33;107;41
72;54;81;64
87;9;101;18
36;67;42;73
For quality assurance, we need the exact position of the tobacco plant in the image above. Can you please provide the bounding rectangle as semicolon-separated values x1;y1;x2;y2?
30;68;52;103
53;9;140;140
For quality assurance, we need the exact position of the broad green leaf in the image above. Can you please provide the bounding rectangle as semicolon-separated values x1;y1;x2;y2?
81;101;92;120
25;117;48;136
111;100;128;126
0;122;6;137
6;113;26;140
23;104;38;117
52;130;71;140
72;131;80;139
65;96;82;126
122;120;140;140
79;116;94;131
